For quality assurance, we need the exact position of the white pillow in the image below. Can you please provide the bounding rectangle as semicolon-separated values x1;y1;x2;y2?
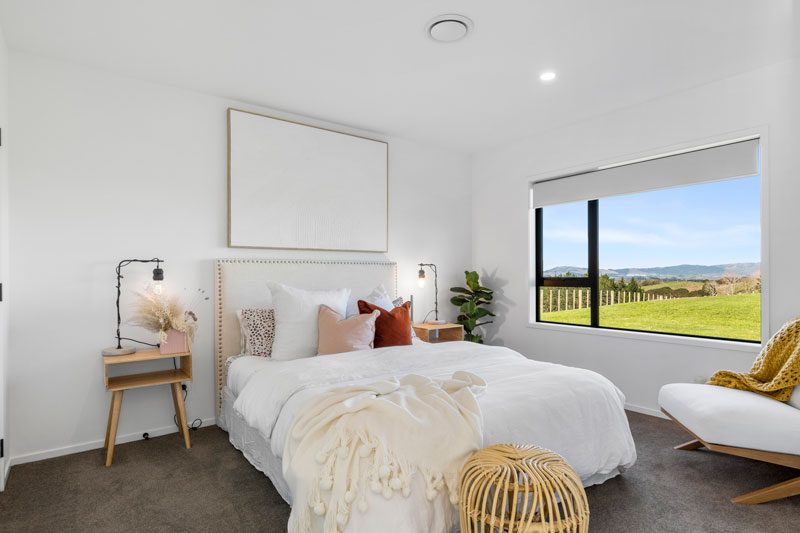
789;385;800;410
268;282;350;360
346;283;394;317
392;296;417;339
346;284;417;338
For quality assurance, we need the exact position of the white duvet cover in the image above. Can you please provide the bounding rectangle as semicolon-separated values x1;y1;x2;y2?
231;341;636;533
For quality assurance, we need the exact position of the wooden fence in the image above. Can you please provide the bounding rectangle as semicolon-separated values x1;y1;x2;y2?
539;288;675;314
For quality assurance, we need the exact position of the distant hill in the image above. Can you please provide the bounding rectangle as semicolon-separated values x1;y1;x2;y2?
544;262;760;280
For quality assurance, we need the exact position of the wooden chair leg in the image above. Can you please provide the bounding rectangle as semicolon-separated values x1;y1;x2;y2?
104;395;115;449
105;391;123;466
171;383;191;449
675;439;704;451
732;476;800;504
662;408;800;504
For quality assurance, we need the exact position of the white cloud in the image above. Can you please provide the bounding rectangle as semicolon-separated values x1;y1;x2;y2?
600;229;671;246
601;221;759;249
544;228;587;243
543;218;759;251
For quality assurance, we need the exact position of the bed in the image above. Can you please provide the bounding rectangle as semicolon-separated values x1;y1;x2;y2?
214;259;636;532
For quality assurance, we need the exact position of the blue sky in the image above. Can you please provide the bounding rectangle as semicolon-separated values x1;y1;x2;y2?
541;175;761;269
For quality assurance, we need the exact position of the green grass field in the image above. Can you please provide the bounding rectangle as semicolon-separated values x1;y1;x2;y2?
642;280;703;292
541;293;760;341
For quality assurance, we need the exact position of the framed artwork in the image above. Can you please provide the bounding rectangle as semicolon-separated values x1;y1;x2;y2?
228;108;388;252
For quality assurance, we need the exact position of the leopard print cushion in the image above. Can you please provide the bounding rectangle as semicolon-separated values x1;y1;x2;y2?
238;308;276;357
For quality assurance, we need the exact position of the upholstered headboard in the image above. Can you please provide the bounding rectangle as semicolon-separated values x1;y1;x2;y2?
214;259;397;415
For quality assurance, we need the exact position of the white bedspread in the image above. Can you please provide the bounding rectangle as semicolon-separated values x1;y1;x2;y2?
232;341;636;532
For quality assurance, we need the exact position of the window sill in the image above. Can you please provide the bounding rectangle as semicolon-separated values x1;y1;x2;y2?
526;321;762;353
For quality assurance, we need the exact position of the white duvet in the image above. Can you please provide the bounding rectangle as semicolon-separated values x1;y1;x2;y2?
232;341;636;533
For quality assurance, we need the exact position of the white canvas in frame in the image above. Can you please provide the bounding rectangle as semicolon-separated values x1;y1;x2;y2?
228;109;388;251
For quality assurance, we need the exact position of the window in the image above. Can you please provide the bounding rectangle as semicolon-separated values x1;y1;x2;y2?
533;139;761;343
538;202;589;326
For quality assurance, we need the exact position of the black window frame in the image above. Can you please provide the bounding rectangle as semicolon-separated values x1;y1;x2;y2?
534;198;760;344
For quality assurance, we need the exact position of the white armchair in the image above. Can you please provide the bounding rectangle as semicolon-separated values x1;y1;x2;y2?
659;383;800;504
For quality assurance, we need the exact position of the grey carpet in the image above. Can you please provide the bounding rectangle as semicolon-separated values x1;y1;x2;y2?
0;412;797;532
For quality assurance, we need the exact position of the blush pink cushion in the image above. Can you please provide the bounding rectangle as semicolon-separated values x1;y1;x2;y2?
317;305;380;355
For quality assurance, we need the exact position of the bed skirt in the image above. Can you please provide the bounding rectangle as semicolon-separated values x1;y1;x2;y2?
219;385;293;504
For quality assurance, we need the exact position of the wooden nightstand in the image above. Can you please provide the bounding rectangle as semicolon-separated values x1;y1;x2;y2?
413;323;464;343
102;349;192;466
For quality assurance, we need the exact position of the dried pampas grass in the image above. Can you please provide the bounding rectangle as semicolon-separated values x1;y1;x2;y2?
130;290;198;344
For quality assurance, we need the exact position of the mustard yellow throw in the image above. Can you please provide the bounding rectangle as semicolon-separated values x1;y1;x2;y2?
707;317;800;401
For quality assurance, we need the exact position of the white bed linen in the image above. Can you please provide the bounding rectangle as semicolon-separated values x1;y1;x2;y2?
228;341;636;533
227;338;427;396
228;355;274;397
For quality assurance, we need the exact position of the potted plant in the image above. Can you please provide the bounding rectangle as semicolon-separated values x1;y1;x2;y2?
130;288;205;354
450;271;495;343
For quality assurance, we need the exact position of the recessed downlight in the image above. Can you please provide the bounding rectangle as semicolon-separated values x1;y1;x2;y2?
427;14;473;43
539;71;557;82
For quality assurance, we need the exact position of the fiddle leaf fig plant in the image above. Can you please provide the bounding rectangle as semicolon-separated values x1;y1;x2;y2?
450;271;495;343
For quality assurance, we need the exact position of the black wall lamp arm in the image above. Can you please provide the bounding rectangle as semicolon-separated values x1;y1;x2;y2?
114;258;164;349
418;262;439;321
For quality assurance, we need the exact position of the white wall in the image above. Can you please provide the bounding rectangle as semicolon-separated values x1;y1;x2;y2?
471;59;800;416
8;21;798;469
7;52;472;463
0;23;9;490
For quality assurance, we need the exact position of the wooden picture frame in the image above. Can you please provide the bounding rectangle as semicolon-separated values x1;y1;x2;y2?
227;108;389;252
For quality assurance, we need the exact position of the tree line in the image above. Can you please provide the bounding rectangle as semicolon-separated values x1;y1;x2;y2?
547;272;761;300
554;272;644;293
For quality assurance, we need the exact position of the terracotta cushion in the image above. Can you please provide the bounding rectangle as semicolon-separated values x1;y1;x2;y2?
358;300;413;348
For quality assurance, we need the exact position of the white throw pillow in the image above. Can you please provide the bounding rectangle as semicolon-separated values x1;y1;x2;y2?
346;283;395;317
392;296;417;339
346;284;417;338
268;282;350;360
788;385;800;410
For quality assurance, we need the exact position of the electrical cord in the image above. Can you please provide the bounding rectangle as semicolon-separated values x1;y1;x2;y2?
173;387;203;431
118;337;160;348
173;357;203;431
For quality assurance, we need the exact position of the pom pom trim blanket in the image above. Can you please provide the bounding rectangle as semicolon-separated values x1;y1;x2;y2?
283;372;486;533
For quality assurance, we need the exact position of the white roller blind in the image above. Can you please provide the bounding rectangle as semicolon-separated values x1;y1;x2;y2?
532;138;759;208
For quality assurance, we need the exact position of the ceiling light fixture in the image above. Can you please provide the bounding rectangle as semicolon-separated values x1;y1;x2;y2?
427;14;473;43
539;71;557;82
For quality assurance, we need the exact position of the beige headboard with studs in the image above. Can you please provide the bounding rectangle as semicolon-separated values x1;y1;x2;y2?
214;259;397;415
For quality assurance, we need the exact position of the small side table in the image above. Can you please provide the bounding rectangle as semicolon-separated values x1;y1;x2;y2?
102;348;193;466
413;323;464;343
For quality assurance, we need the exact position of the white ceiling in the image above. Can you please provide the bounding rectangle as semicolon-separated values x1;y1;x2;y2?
0;1;792;152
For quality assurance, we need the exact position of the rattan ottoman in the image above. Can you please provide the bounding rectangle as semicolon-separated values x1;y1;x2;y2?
458;444;589;533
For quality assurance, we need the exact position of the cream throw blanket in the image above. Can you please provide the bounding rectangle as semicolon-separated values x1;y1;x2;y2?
283;371;486;533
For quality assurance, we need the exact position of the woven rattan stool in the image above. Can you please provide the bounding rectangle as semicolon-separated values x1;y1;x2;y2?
459;444;589;533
